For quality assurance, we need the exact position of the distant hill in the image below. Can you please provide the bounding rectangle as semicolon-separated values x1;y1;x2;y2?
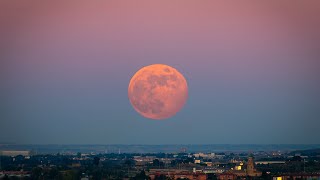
1;144;320;154
290;148;320;156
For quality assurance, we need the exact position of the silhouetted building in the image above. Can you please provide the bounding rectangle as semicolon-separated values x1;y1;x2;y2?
272;173;320;180
148;169;206;180
218;172;237;180
246;157;262;177
221;156;262;179
1;151;30;156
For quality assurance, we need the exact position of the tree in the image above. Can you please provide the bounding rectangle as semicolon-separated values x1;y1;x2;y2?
2;175;9;180
125;159;135;167
154;174;165;180
154;174;170;180
153;159;160;167
48;167;60;179
131;170;150;180
91;169;103;180
31;167;43;180
93;157;100;166
62;170;78;180
170;160;177;166
207;173;218;180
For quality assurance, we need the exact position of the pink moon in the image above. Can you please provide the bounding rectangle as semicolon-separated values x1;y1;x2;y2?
128;64;188;120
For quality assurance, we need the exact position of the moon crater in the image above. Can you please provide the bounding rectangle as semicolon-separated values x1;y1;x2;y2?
128;64;188;120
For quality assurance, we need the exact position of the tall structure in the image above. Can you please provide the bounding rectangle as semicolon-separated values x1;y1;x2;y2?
247;157;255;174
246;156;262;177
227;156;262;178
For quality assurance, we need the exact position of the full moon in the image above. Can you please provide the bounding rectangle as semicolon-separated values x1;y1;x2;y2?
128;64;188;120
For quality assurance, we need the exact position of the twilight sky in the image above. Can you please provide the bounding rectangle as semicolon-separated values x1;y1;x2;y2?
1;1;320;144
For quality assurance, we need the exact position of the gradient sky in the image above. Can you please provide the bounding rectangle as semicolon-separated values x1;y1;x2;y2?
1;1;320;144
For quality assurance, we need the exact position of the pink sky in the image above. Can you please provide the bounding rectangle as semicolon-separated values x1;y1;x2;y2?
1;1;320;144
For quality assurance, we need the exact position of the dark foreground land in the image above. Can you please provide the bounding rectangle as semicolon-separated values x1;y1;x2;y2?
1;144;320;179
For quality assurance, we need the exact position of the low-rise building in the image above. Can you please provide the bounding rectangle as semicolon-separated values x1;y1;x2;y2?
0;151;30;156
272;173;320;180
148;169;206;180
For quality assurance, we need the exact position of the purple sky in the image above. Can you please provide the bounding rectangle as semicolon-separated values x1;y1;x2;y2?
1;1;320;144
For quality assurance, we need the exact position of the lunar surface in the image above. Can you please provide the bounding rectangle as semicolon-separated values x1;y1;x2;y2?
128;64;188;120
